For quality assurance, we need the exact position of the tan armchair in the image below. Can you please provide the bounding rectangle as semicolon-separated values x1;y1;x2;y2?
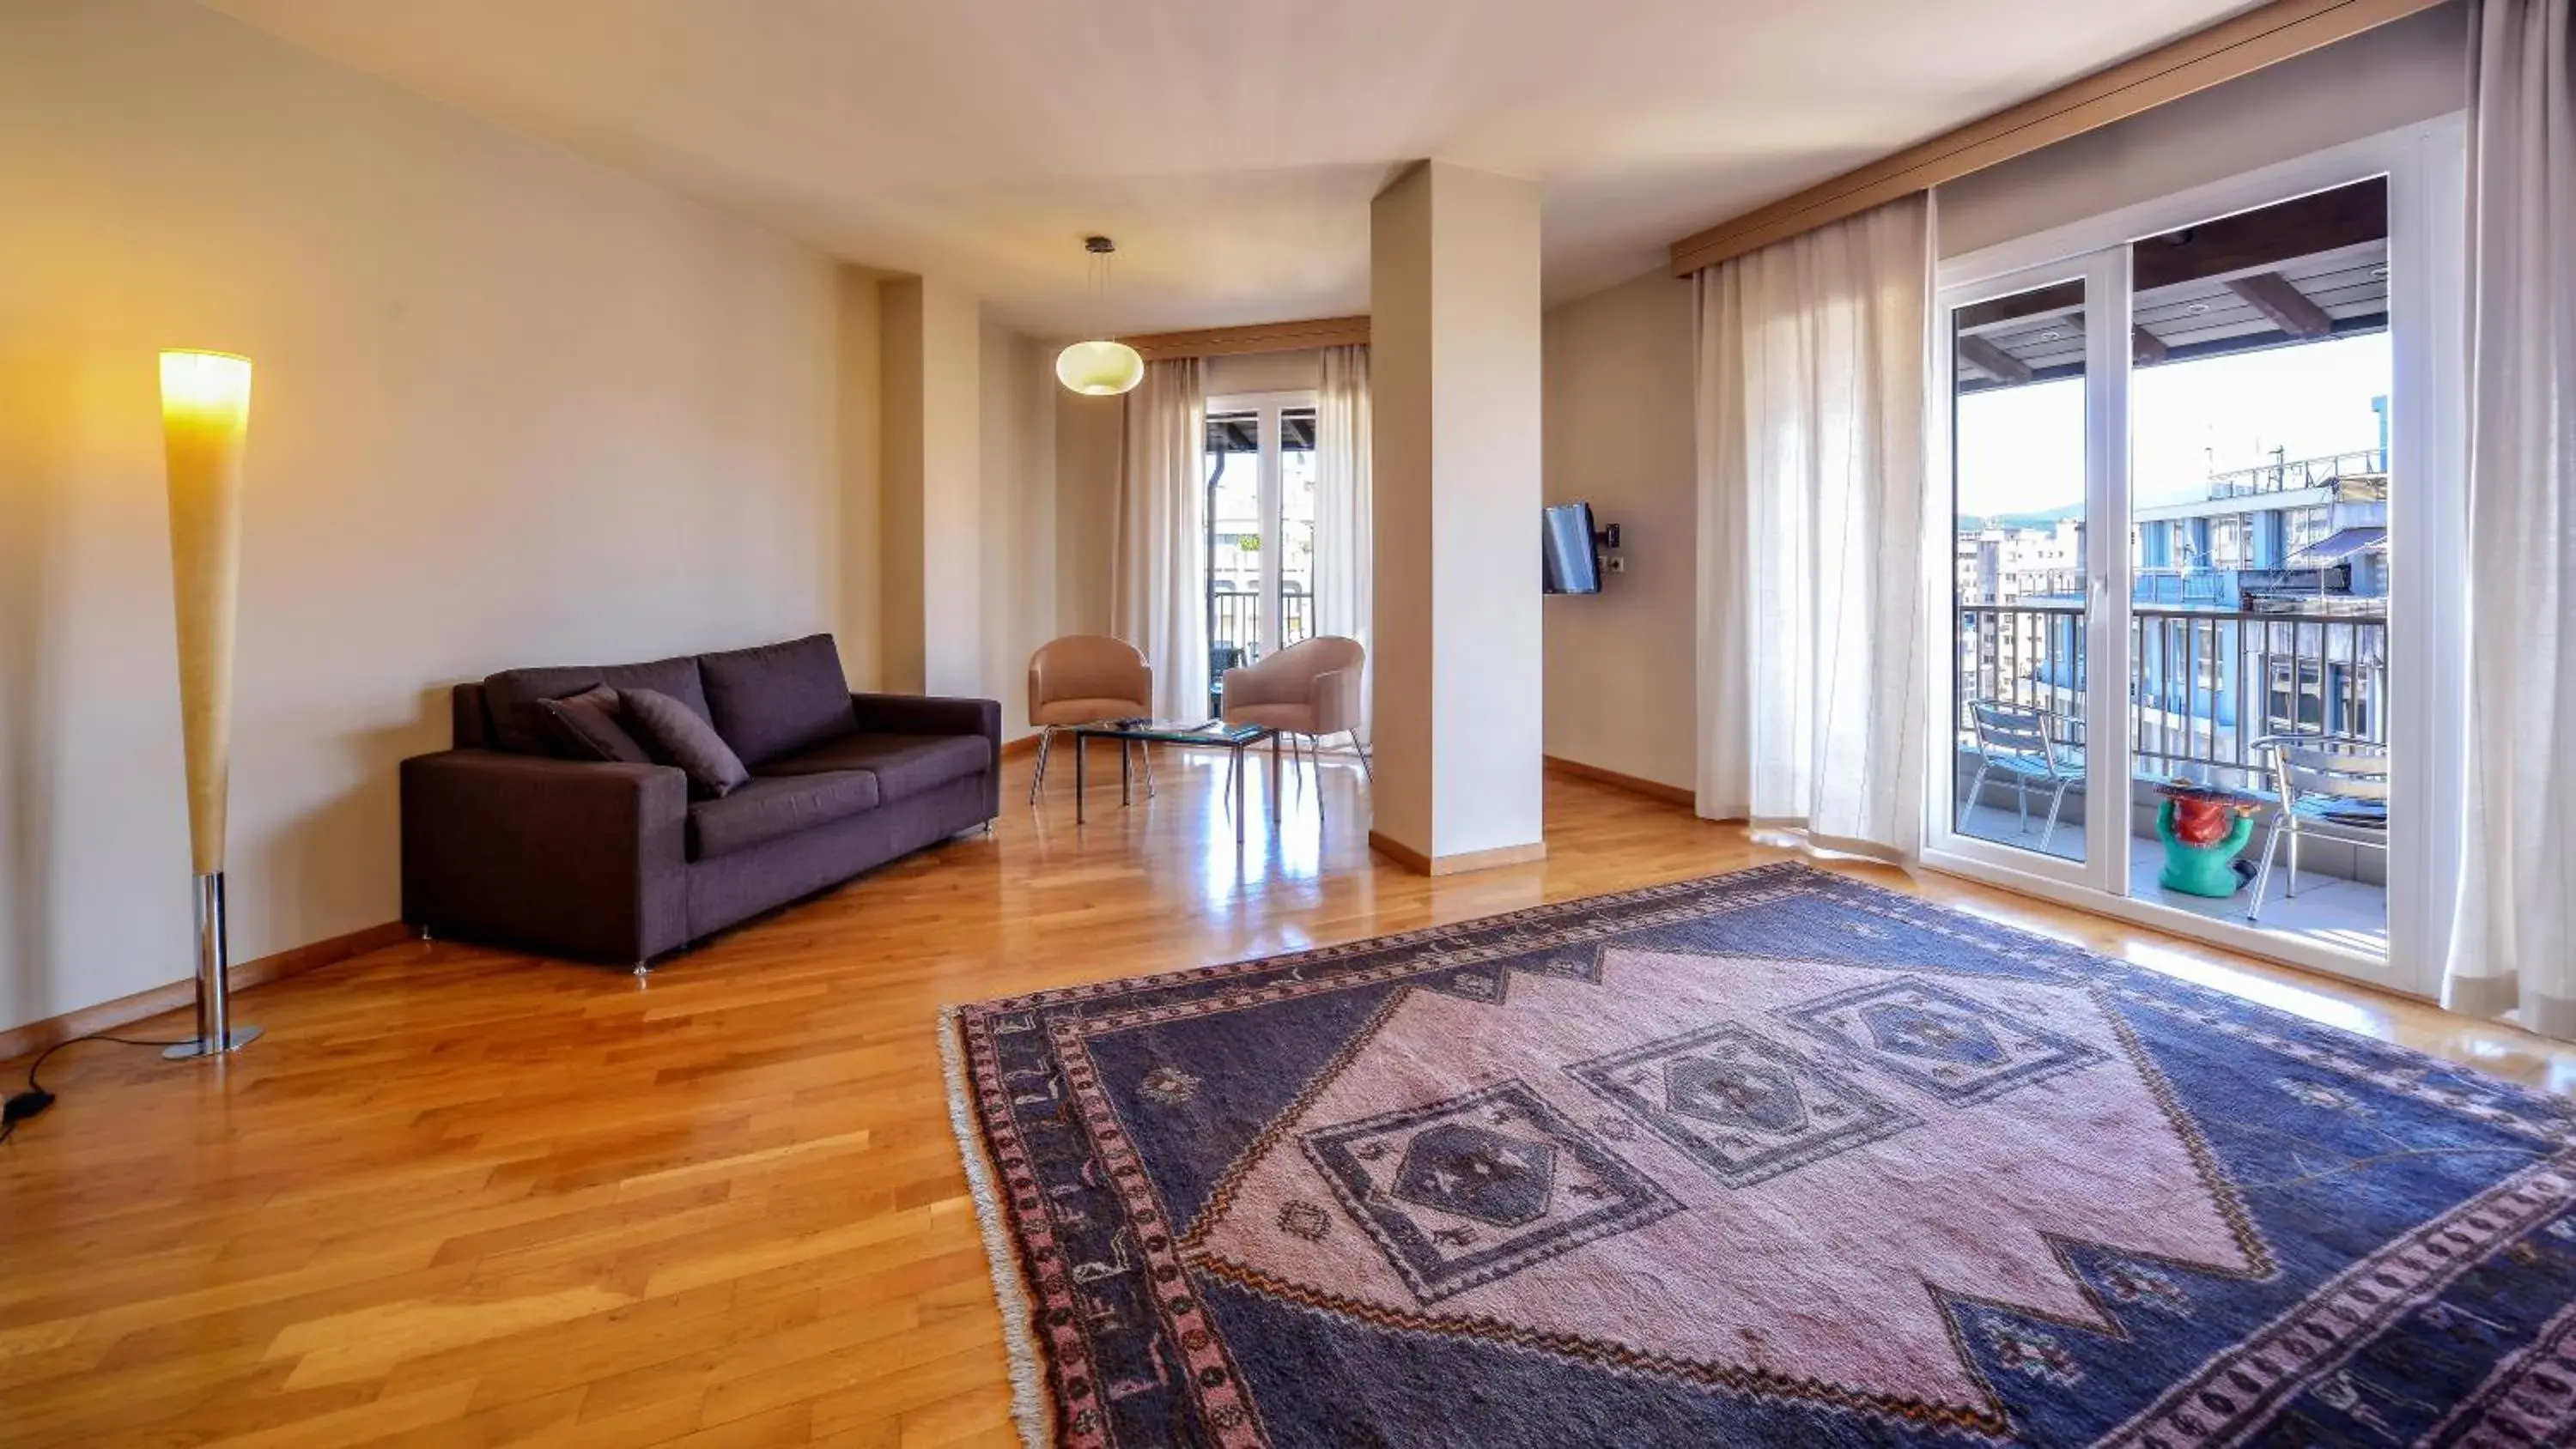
1220;635;1370;785
1027;635;1152;803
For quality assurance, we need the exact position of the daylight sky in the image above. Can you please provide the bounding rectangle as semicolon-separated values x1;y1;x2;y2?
1955;331;2391;520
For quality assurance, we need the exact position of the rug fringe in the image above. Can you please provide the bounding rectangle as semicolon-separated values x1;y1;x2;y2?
939;1004;1053;1449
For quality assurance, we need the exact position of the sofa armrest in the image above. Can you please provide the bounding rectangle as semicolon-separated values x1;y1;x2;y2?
849;693;1002;823
401;749;690;963
850;691;999;742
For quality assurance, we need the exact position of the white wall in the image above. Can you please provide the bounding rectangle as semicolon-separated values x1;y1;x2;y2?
0;0;841;1033
1936;3;2469;258
1540;268;1698;791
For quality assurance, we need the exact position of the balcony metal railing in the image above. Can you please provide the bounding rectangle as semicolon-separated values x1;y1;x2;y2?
1956;602;2388;785
2204;447;2389;499
1209;588;1313;658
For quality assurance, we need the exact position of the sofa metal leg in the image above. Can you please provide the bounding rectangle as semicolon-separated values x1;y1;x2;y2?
632;960;652;978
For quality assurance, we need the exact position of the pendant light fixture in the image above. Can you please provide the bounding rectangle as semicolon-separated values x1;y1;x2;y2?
1055;236;1145;397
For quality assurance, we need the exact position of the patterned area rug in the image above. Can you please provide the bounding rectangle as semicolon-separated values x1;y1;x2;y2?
941;864;2576;1447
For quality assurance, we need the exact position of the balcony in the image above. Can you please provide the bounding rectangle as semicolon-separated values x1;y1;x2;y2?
1207;586;1315;711
1954;600;2388;955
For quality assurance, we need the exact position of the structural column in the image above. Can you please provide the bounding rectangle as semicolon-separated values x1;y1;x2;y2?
878;275;983;697
1367;161;1546;874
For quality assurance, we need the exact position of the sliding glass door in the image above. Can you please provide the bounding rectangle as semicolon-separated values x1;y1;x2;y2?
1927;124;2464;991
1940;251;2129;894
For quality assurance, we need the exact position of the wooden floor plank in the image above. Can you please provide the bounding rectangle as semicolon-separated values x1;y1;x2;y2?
3;751;2567;1445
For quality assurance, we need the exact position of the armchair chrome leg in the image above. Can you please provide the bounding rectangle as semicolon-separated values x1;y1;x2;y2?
1353;732;1374;785
1029;726;1055;806
1142;740;1157;798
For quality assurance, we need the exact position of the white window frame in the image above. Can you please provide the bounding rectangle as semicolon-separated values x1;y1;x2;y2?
1921;115;2468;997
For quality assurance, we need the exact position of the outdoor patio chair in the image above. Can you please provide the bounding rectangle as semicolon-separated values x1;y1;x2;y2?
2246;733;2389;924
1965;700;2086;852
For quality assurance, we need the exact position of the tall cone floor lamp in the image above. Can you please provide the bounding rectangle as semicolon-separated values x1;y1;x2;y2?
159;350;262;1059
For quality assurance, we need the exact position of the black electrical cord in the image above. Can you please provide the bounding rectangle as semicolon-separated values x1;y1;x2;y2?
0;1034;191;1146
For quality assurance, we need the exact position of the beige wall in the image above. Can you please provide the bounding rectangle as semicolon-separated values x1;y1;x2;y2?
836;270;886;688
878;276;985;697
1206;349;1324;398
0;0;841;1032
1540;268;1697;791
981;324;1061;740
1054;391;1124;641
1936;3;2468;258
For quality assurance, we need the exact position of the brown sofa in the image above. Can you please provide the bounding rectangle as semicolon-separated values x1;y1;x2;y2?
401;634;999;967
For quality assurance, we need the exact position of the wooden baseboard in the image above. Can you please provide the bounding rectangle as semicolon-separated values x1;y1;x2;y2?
1544;755;1696;808
0;919;413;1064
1368;831;1549;877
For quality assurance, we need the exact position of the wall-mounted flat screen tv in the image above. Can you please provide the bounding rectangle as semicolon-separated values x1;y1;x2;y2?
1542;502;1602;595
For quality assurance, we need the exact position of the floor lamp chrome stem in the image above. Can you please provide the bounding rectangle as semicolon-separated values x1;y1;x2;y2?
165;870;260;1059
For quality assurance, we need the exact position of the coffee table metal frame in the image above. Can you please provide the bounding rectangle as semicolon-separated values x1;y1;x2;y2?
1067;719;1278;844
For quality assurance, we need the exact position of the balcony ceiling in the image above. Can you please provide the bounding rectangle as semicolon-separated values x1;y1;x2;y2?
200;0;2262;334
1957;178;2391;393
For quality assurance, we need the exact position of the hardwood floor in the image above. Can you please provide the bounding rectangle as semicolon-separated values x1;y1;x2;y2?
4;749;2569;1447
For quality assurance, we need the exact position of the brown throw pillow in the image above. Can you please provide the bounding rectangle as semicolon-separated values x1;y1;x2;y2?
538;685;653;765
623;686;751;797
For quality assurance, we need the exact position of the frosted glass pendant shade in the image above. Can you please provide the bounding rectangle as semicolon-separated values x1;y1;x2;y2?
1056;339;1145;396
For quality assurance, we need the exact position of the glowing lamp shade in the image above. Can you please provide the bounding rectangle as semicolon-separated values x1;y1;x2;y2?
1055;338;1145;397
157;349;263;1058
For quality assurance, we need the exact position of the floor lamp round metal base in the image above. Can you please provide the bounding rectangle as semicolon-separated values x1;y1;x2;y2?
162;1025;263;1060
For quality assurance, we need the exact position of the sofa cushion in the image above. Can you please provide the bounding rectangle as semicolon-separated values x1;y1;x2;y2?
698;634;858;766
483;654;709;756
687;771;881;861
538;686;653;765
624;687;752;798
759;731;990;801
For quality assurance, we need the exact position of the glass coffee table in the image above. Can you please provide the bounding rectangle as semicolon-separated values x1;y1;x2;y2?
1068;718;1276;843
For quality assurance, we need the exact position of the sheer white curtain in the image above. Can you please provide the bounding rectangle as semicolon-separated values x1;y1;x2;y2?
1313;343;1373;738
1692;194;1933;859
2444;0;2575;1035
1113;358;1209;719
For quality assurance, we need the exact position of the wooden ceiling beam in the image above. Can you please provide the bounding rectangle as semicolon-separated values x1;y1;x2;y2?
1668;0;2442;276
1957;334;2035;385
2224;272;2336;336
1122;315;1370;362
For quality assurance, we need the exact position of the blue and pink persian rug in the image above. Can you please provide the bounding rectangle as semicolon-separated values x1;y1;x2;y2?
942;864;2576;1448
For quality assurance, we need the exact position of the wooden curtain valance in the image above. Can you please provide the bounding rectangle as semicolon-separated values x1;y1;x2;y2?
1667;0;2449;277
1121;315;1370;362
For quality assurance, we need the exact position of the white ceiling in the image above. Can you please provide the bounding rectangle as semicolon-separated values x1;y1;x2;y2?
204;0;2260;336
